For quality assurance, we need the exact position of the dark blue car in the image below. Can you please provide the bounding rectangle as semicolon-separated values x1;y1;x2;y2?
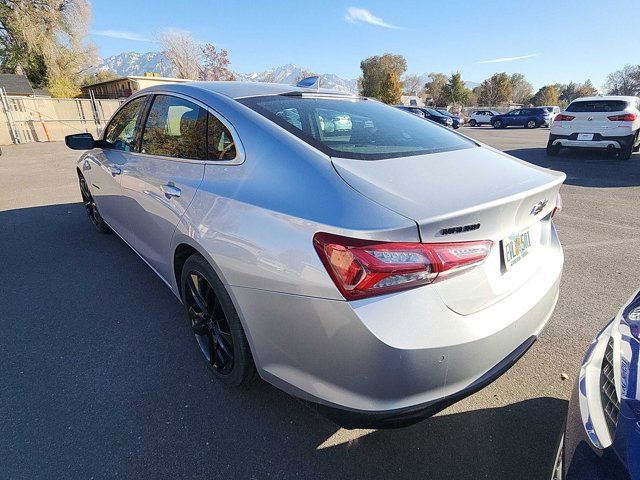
435;109;464;129
395;106;453;127
491;107;549;129
552;289;640;479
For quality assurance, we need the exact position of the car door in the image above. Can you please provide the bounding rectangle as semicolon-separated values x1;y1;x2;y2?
91;95;148;236
505;110;521;126
119;93;209;283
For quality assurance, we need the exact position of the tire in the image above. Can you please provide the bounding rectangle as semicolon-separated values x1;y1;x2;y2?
546;141;561;157
180;253;255;387
77;172;111;233
469;119;477;127
492;120;502;129
619;142;633;160
526;119;537;129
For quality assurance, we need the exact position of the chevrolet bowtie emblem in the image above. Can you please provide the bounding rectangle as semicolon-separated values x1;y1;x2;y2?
530;199;548;215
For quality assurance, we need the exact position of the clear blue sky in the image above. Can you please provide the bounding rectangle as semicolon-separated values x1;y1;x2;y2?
90;0;639;89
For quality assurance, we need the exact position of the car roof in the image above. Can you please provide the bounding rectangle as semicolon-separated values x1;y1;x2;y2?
183;81;358;100
571;95;639;102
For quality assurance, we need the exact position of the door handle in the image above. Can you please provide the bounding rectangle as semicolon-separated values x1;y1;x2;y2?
108;166;122;176
161;183;181;198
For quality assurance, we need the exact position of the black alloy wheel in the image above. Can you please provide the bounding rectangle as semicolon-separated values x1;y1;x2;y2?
78;172;111;233
185;270;235;375
180;254;255;386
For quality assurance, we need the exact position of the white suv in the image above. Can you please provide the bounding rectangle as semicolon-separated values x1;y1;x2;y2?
547;96;640;159
468;110;500;127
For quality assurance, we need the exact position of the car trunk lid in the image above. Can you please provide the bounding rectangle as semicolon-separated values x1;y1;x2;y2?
332;146;565;314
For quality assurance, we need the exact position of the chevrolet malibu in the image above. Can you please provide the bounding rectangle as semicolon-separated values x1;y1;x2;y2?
66;82;565;428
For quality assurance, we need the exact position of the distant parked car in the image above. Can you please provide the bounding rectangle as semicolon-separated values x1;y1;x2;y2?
547;96;640;159
551;288;640;479
491;108;548;129
541;106;561;125
396;106;453;127
436;108;465;129
468;110;500;127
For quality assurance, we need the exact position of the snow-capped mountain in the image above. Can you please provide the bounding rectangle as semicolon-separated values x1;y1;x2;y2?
96;51;173;77
94;52;358;93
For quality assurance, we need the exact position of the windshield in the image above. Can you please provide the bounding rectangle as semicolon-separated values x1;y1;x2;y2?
566;100;628;112
238;95;475;160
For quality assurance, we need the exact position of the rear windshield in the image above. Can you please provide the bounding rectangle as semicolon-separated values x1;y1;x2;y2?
238;95;475;160
566;100;628;112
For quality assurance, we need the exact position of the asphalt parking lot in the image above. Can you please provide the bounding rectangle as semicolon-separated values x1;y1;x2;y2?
1;128;639;479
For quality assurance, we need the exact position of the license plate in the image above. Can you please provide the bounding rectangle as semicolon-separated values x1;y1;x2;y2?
502;227;533;270
577;133;594;141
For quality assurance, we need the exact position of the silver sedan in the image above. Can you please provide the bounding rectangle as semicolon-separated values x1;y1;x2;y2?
66;82;565;428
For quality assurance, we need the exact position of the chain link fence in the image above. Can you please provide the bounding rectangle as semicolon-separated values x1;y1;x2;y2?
0;91;122;145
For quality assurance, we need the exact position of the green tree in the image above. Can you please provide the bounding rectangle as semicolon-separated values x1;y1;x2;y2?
423;72;447;106
576;79;598;98
477;72;512;106
531;85;559;106
359;53;407;101
379;70;403;104
441;72;471;107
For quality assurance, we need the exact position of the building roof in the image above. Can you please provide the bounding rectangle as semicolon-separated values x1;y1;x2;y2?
190;81;357;99
0;74;34;96
82;75;191;89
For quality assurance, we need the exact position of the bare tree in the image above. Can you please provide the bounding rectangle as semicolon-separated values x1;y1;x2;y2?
199;43;235;81
0;0;97;96
605;65;640;96
159;29;202;80
509;73;533;105
402;74;421;95
423;72;447;106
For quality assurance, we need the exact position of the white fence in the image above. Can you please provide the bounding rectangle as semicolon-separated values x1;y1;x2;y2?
0;92;122;145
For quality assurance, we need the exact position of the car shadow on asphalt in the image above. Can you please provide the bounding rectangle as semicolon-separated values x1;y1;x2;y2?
1;202;566;479
505;148;640;188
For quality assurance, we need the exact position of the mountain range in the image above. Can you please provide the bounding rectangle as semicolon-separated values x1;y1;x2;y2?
95;51;478;94
95;51;359;93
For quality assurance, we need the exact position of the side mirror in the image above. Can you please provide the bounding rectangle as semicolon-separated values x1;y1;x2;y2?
65;133;96;150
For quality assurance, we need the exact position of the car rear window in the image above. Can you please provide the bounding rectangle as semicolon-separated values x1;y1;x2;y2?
238;95;475;160
566;100;628;112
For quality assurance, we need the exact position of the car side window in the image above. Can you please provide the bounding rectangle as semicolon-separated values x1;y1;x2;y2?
207;112;237;160
141;95;207;160
103;96;146;151
510;110;521;116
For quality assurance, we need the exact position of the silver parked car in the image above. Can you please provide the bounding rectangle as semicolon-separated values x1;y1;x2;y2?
66;82;565;428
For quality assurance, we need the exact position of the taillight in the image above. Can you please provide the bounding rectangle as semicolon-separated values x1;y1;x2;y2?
608;113;636;122
555;114;575;122
313;233;493;300
552;193;562;219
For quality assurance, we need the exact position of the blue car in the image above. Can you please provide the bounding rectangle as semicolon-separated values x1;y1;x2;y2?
491;107;548;129
552;289;640;479
395;106;453;127
436;109;464;129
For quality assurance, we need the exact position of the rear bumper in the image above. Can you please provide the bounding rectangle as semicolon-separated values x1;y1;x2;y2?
230;239;562;429
549;133;635;150
313;334;537;428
